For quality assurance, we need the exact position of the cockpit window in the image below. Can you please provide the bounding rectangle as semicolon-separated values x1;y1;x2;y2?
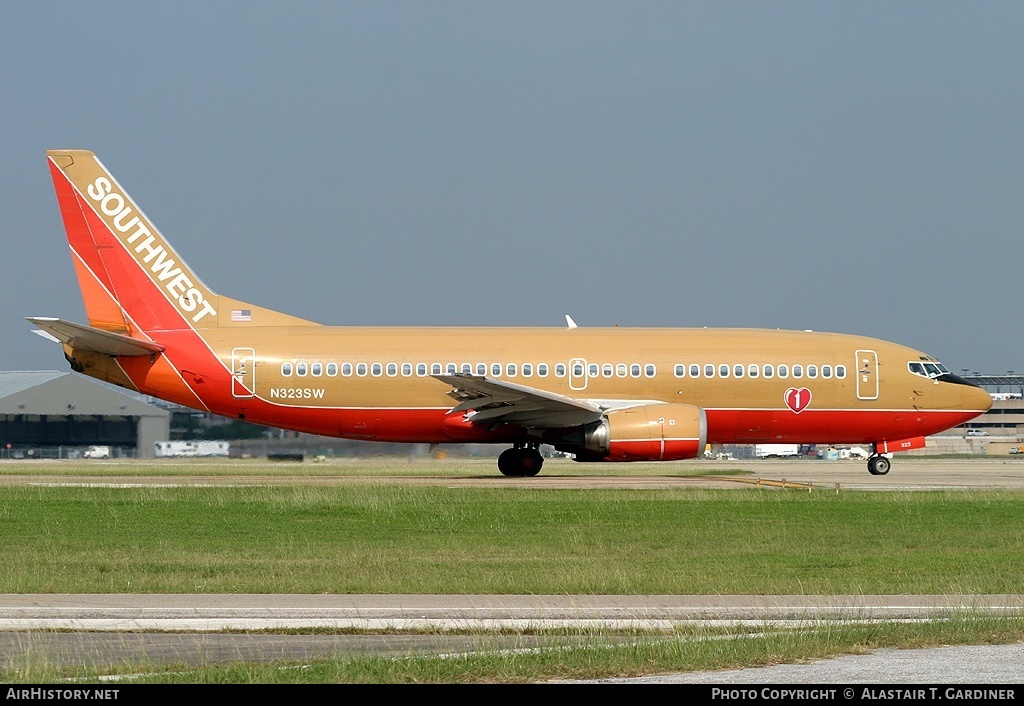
909;361;952;379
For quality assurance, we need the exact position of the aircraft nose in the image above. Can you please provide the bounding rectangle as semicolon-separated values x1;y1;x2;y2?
965;383;993;413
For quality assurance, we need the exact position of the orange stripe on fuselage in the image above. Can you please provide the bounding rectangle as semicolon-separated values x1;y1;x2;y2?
116;354;211;412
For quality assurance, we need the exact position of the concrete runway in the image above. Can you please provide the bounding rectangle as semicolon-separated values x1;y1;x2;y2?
2;457;1023;682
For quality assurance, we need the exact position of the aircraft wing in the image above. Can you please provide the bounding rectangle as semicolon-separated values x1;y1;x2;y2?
433;373;604;428
26;317;165;357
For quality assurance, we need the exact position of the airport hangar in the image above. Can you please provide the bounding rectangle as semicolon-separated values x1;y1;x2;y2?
0;371;169;459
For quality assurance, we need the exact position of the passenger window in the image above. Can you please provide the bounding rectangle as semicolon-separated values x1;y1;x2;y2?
630;364;641;378
555;363;566;377
748;364;758;378
690;364;700;378
704;364;715;378
778;364;788;378
675;364;686;378
356;363;368;377
572;363;583;377
734;364;744;378
522;363;533;377
447;363;457;374
401;363;412;377
311;363;323;376
416;363;427;376
792;365;803;378
590;364;600;377
327;363;338;377
617;364;628;378
538;363;549;377
645;364;656;378
385;363;398;377
836;365;846;379
296;363;308;376
372;363;383;377
807;365;817;379
603;364;613;377
491;363;502;376
822;365;832;379
763;364;774;378
719;364;729;378
431;363;442;375
282;363;293;377
507;363;518;377
342;363;353;377
476;363;487;375
461;363;472;374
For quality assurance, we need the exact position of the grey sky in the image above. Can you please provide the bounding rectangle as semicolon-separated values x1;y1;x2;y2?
2;2;1021;375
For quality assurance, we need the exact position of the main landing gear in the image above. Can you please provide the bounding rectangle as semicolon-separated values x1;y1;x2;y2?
497;444;544;477
867;455;891;476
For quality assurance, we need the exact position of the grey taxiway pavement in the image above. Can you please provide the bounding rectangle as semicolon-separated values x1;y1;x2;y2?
1;593;1023;682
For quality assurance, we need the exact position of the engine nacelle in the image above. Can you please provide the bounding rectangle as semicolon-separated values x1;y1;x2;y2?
562;403;707;462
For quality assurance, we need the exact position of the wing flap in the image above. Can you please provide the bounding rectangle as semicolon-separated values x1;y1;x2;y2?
26;317;164;357
433;374;603;428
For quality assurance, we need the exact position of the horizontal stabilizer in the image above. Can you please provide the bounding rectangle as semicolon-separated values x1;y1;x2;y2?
26;317;164;357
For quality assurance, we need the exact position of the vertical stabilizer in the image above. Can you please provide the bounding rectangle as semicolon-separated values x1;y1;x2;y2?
46;150;318;335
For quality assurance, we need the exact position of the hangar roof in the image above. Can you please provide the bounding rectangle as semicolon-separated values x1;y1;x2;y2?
0;371;168;418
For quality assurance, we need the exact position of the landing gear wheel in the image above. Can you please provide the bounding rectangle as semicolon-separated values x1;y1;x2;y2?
497;447;544;477
520;448;543;477
867;455;891;476
498;448;519;476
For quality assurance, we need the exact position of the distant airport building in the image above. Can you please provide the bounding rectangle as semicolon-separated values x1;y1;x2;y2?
0;371;169;459
960;374;1024;435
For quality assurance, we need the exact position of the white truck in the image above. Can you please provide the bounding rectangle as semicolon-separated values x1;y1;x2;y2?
754;444;800;458
154;441;229;458
82;445;111;459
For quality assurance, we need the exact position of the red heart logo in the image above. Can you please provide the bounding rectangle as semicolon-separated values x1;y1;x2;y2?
785;387;812;414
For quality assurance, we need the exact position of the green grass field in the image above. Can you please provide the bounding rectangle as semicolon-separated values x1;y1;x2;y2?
0;483;1022;594
1;459;1022;682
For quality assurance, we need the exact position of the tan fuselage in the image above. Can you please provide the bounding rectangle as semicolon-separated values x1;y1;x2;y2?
69;324;991;447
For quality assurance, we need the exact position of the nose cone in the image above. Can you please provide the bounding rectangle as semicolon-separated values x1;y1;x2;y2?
965;383;994;414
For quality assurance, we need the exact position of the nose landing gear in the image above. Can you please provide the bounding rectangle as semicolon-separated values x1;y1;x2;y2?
867;454;891;476
497;444;544;477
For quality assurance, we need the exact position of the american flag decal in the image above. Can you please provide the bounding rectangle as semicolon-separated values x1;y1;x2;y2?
231;309;252;322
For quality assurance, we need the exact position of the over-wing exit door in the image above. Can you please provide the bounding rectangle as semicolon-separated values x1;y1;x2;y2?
569;358;588;391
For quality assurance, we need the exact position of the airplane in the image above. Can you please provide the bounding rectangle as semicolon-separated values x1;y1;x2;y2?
29;149;992;477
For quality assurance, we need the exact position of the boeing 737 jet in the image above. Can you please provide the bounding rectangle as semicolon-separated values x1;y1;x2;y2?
30;150;992;476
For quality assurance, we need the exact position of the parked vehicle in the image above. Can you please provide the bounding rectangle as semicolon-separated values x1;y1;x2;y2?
83;445;111;459
754;444;800;458
154;441;229;458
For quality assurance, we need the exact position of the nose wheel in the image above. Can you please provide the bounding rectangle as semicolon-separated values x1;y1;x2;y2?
498;445;544;477
867;455;891;476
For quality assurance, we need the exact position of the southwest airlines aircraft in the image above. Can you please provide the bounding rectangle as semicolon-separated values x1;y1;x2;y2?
30;150;991;477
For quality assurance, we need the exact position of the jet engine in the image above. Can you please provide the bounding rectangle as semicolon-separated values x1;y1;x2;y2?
555;403;707;462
